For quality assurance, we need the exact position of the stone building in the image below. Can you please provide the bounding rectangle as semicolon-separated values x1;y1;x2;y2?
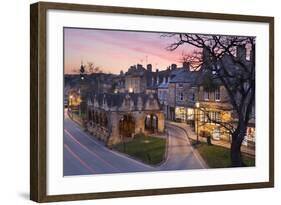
166;65;201;123
194;46;255;143
163;46;255;143
157;78;169;118
85;92;165;146
124;64;147;93
123;63;171;94
195;79;233;141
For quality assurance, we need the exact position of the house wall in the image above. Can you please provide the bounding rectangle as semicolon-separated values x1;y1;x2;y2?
125;75;147;93
195;85;234;141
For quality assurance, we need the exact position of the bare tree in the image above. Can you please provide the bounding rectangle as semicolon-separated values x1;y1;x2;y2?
71;62;102;74
87;62;101;74
164;33;255;167
179;50;202;71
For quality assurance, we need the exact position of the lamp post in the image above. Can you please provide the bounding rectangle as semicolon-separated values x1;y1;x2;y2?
69;95;73;117
195;101;200;144
78;89;82;117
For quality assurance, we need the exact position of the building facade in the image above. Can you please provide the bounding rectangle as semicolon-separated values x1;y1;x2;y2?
166;66;201;123
86;93;165;146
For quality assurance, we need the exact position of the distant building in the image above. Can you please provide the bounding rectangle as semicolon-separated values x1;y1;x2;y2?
124;64;171;94
124;64;147;93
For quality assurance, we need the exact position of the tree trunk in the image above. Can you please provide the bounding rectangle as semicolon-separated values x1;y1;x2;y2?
230;126;247;167
230;137;243;167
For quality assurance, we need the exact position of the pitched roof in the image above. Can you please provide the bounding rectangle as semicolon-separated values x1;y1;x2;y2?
169;68;202;84
87;92;160;109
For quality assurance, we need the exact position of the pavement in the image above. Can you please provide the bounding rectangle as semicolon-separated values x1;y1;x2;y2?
64;110;207;176
166;121;255;156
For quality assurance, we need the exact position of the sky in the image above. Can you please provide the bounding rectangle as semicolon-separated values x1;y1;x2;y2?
64;28;196;74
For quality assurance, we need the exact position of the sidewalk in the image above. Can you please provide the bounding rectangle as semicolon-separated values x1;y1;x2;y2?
166;121;255;156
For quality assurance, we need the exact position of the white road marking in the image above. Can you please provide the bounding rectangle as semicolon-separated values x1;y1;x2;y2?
64;128;120;171
66;119;154;170
64;144;96;174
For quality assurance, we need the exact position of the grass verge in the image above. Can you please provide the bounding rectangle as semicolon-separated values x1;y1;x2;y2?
112;134;166;165
192;141;255;168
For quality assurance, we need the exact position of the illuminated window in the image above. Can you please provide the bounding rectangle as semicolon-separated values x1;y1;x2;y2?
175;107;186;121
203;111;221;123
216;112;221;122
187;108;194;120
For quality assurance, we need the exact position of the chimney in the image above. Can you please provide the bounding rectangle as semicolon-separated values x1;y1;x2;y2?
147;64;152;72
182;62;190;70
137;64;143;70
171;64;177;70
130;65;136;70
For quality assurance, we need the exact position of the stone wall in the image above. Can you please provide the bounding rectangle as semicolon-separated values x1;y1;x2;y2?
88;109;165;146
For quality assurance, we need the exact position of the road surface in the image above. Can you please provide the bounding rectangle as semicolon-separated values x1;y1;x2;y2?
158;124;206;170
64;112;155;176
63;111;206;176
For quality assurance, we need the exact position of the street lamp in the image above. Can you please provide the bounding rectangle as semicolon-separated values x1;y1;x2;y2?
69;95;73;118
195;101;200;144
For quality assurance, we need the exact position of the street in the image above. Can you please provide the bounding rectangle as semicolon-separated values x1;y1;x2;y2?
158;124;206;170
64;112;206;176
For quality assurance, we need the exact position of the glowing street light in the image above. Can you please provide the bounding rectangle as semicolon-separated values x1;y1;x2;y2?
69;95;73;106
195;101;200;108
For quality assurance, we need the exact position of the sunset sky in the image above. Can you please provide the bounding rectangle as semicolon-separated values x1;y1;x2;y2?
64;28;196;74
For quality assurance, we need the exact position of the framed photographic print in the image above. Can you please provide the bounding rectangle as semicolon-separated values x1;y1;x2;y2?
30;1;274;202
